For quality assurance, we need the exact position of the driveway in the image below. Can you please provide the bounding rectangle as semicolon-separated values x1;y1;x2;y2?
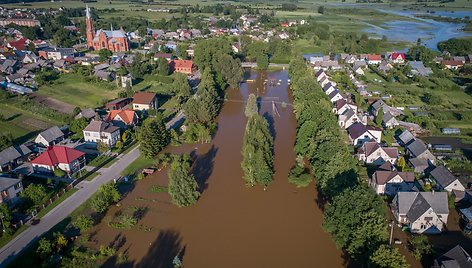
0;146;141;267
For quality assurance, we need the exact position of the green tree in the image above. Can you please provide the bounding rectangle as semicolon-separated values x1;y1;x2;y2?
375;108;384;127
168;154;200;207
90;183;121;213
0;133;13;151
194;38;232;71
54;168;66;178
318;6;325;14
244;93;258;117
98;49;112;62
212;54;243;89
409;235;432;260
369;244;409;268
36;237;53;259
70;117;89;137
0;203;12;229
21;184;47;206
256;54;269;70
184;69;220;124
97;141;109;154
323;185;388;259
241;114;274;186
173;73;193;102
73;215;94;232
156;57;170;76
54;232;68;250
138;115;170;159
397;156;406;171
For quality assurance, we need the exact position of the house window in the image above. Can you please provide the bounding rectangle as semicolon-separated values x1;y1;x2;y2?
14;183;21;190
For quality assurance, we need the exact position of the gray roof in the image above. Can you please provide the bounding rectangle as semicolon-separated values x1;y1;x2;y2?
383;112;395;124
84;120;119;134
37;126;64;143
399;130;415;145
435;245;472;268
430;166;457;188
396;192;449;222
409;157;429;168
0;176;21;192
328;89;341;99
372;99;385;111
0;145;31;166
407;139;428;157
75;108;96;120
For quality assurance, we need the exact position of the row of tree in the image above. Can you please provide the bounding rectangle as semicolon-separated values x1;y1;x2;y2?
241;94;274;187
288;56;408;267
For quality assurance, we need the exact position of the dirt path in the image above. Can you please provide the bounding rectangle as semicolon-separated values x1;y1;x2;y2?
30;93;75;114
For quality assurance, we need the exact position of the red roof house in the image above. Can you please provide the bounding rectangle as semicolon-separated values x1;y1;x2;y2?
106;109;138;127
390;52;405;63
31;146;85;174
7;38;28;50
367;54;382;64
170;59;194;74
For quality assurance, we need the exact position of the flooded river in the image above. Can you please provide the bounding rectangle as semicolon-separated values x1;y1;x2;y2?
91;70;345;268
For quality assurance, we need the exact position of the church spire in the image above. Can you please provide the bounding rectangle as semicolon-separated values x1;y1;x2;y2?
86;4;91;19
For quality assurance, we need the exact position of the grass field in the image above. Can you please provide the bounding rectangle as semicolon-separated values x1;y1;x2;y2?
0;103;62;143
121;155;154;177
38;74;119;108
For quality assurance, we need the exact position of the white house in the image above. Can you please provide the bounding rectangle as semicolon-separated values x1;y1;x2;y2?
382;112;399;129
323;83;336;95
338;109;366;129
357;141;398;165
370;170;415;195
83;120;121;148
347;123;382;147
31;146;85;174
132;92;158;111
392;192;449;234
34;126;65;148
333;99;358;115
328;90;343;103
430;166;465;192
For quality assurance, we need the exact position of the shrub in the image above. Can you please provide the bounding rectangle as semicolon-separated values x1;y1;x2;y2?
54;168;66;178
99;245;116;257
288;165;312;188
73;215;94;232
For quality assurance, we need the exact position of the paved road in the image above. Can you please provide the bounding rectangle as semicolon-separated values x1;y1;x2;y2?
0;146;141;267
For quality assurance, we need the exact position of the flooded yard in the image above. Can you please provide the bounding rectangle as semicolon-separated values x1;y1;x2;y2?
87;70;345;268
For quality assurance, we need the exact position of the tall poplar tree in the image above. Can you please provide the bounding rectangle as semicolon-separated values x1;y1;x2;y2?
244;93;258;118
138;115;170;159
168;154;200;207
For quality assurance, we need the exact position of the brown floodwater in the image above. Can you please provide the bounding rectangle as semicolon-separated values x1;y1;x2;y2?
89;70;345;268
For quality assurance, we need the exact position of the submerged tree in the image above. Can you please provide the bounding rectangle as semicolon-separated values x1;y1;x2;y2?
241;114;273;187
244;93;258;118
168;154;200;207
369;244;409;268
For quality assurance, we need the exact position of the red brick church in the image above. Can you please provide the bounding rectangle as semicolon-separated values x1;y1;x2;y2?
85;5;129;52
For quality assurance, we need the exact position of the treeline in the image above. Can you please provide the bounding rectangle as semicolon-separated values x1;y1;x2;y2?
183;38;243;141
238;36;292;65
241;94;274;187
437;37;472;56
288;56;408;267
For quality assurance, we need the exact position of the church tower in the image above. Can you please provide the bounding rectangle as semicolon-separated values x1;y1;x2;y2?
85;5;95;49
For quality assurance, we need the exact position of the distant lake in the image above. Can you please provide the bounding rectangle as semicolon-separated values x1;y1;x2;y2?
364;9;472;50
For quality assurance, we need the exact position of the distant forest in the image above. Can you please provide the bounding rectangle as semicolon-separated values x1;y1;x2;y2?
1;0;98;3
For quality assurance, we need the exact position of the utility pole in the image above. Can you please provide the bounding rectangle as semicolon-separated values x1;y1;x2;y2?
389;220;394;245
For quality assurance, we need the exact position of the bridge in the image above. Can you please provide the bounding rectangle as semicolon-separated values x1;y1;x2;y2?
241;62;289;68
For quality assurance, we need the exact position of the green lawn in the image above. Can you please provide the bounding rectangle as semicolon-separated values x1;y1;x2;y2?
0;103;61;143
36;189;78;218
121;155;154;177
0;225;28;249
38;74;119;108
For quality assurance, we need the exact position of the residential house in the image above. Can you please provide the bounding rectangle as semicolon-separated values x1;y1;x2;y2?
345;55;358;64
338;108;366;129
105;98;131;110
389;52;405;64
409;158;431;174
313;60;341;71
430;166;465;192
323;83;336;95
357;141;398;165
333;99;358;115
34;126;65;148
0;176;23;205
75;108;96;120
408;61;433;77
434;245;472;268
370;170;415;195
170;59;194;74
347;122;382;147
392;192;449;234
378;61;394;73
0;145;32;172
106;109;138;128
367;54;382;65
453;56;466;63
405;139;436;165
319;76;331;88
94;70;115;81
442;60;464;70
153;53;172;61
383;112;399;129
83;120;121;147
328;90;344;103
398;129;415;146
353;65;365;76
31;146;85;174
132;92;158;111
315;70;328;82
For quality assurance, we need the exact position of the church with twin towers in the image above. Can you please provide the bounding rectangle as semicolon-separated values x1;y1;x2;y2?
85;5;130;52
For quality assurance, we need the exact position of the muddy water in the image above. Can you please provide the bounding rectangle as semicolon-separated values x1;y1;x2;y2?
91;70;345;268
